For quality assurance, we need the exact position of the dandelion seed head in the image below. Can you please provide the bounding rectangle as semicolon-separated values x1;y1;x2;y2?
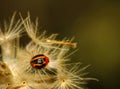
0;13;97;89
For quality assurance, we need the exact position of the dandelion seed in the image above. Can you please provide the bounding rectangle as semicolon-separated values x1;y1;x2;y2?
0;12;23;43
51;63;92;89
0;12;23;62
52;72;82;89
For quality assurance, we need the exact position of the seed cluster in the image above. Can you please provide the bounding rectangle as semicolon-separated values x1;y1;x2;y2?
0;13;96;89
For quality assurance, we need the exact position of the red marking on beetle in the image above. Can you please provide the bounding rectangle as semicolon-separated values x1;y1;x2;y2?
30;54;49;69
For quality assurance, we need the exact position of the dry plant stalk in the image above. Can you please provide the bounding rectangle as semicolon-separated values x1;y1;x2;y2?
0;13;97;89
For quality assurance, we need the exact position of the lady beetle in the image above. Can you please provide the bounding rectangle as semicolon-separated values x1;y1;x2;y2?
30;54;49;69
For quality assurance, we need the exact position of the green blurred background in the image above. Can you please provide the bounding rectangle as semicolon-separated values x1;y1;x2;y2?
0;0;120;89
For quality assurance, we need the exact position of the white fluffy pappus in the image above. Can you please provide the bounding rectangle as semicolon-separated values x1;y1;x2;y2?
0;13;97;89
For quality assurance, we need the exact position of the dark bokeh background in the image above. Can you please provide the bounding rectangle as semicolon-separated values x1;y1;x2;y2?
0;0;120;89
